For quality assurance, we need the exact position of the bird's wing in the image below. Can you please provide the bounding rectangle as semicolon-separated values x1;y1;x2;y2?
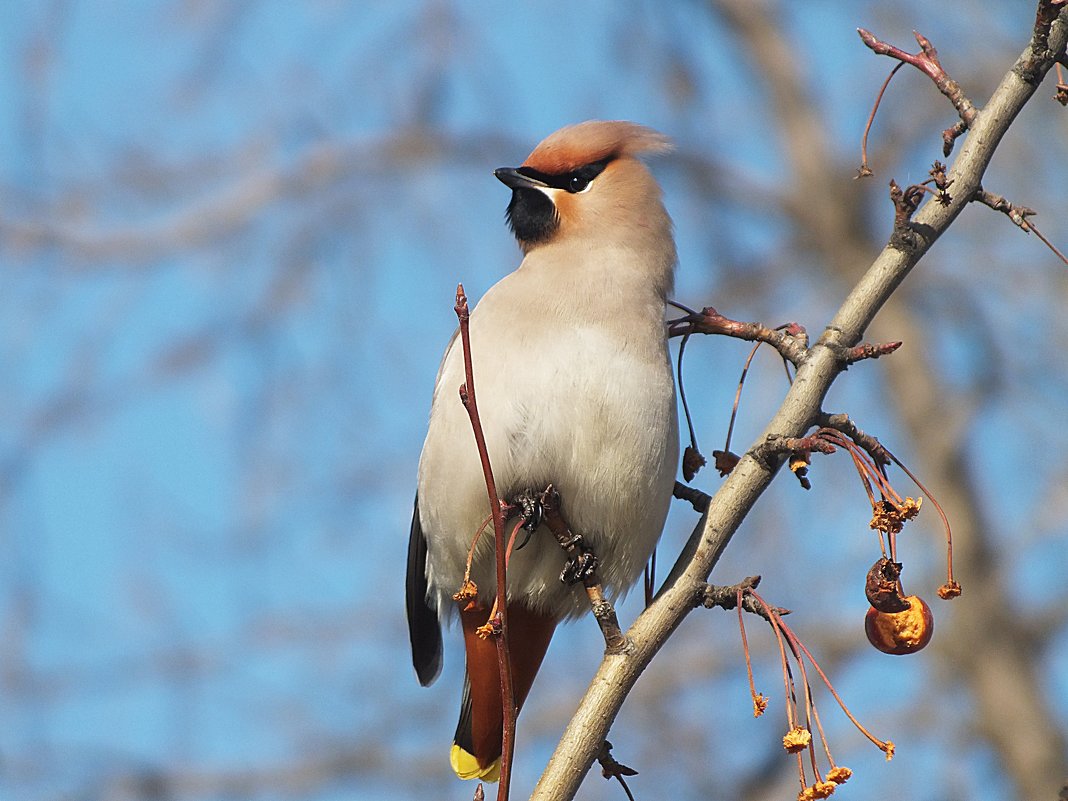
406;494;443;686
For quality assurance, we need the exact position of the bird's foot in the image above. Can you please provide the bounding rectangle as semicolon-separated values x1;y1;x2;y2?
560;543;598;585
508;489;544;550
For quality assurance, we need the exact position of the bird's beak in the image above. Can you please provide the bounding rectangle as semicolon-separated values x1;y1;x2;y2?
494;167;547;190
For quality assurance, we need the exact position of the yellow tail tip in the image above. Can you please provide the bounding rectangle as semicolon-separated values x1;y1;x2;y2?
450;744;501;782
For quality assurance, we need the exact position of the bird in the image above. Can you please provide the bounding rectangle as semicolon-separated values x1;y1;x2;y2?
406;120;680;782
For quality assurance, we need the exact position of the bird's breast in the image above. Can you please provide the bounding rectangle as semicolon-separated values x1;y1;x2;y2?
419;270;679;617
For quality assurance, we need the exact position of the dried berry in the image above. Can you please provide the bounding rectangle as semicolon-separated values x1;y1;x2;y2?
865;557;909;612
864;595;934;654
682;445;706;481
712;449;740;476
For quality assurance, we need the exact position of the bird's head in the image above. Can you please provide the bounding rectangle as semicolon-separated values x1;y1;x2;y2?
495;121;674;255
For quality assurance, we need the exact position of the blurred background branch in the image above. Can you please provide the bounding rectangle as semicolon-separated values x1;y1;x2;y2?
1;3;1065;801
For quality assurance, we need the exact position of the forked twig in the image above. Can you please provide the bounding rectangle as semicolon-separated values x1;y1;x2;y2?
857;28;977;127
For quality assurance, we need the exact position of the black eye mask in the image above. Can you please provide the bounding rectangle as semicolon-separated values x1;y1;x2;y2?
515;157;613;193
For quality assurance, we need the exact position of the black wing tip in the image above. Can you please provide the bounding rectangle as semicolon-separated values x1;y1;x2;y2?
406;494;443;686
414;638;444;687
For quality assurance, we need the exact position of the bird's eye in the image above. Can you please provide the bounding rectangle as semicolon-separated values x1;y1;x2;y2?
568;175;590;193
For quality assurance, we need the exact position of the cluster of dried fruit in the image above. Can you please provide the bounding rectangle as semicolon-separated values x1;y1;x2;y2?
679;333;963;797
783;427;959;656
858;464;959;655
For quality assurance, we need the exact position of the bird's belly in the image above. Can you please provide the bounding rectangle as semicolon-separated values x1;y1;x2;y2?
478;331;678;616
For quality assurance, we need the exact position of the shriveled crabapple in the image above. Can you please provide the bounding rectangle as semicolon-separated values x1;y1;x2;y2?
865;557;909;613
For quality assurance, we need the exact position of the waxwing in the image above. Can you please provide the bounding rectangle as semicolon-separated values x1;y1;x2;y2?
407;120;680;781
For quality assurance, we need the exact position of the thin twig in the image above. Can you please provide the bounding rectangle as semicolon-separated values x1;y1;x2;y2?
974;187;1068;267
668;306;809;366
817;413;891;467
838;340;903;364
857;62;905;177
672;481;711;513
857;28;978;126
595;740;638;801
455;284;516;800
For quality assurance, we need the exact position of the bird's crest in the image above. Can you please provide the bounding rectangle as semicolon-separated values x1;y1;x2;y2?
522;120;672;175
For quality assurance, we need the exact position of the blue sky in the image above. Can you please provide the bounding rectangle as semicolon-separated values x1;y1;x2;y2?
1;3;1065;800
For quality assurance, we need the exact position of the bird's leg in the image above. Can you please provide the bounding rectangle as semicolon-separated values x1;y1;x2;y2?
539;485;627;653
534;487;598;584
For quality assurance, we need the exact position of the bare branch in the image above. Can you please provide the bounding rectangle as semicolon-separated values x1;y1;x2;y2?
1026;0;1068;77
696;576;788;620
974;187;1068;266
669;306;809;366
816;413;891;468
838;340;903;365
857;28;978;127
672;481;711;514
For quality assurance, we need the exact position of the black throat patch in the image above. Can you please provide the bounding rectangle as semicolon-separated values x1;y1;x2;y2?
505;187;559;246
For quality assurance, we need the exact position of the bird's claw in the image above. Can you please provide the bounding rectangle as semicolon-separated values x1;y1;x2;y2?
560;546;598;585
512;489;544;550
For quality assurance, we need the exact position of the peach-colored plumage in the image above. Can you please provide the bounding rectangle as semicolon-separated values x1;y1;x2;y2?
522;120;672;175
408;120;679;782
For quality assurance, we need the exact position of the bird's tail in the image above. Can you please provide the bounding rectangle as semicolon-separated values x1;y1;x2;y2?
450;601;557;781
